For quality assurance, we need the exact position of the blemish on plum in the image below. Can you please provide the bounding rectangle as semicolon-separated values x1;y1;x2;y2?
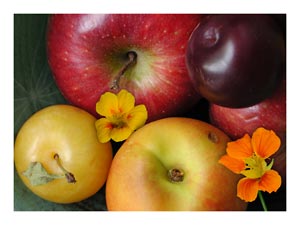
202;27;219;48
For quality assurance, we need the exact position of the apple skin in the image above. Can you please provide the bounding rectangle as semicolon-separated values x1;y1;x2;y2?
46;14;203;122
209;80;286;180
106;117;247;211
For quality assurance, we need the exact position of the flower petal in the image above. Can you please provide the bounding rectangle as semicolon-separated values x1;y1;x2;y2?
126;104;148;130
110;126;133;142
226;134;253;160
96;92;119;117
218;155;245;174
95;118;113;143
117;89;135;113
252;127;281;159
258;170;282;193
237;177;259;202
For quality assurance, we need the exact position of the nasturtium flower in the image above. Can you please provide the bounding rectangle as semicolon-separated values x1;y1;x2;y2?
219;127;282;202
95;89;148;143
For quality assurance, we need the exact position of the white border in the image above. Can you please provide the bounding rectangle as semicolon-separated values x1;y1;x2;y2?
6;0;292;14
2;0;299;224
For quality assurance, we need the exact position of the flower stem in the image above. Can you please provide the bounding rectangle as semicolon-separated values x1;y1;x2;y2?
258;191;268;211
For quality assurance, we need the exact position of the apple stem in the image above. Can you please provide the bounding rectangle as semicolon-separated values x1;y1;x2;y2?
53;153;76;183
110;51;137;90
168;168;184;183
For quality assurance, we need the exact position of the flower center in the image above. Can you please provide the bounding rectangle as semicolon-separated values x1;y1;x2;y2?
110;113;128;129
241;154;274;179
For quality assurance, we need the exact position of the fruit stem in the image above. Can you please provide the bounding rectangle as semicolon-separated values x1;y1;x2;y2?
110;51;137;90
53;153;76;183
168;168;184;183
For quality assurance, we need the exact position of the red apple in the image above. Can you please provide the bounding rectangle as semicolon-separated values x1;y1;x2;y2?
46;14;202;122
209;80;286;180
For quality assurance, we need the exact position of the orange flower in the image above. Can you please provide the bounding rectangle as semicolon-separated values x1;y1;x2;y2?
219;127;282;202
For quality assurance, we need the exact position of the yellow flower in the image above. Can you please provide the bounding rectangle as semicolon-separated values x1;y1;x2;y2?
219;127;282;202
95;89;148;143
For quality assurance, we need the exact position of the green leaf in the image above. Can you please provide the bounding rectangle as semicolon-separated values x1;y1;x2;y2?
22;162;64;186
14;14;67;137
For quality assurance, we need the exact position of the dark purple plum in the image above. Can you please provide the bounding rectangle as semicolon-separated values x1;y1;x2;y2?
186;14;285;108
